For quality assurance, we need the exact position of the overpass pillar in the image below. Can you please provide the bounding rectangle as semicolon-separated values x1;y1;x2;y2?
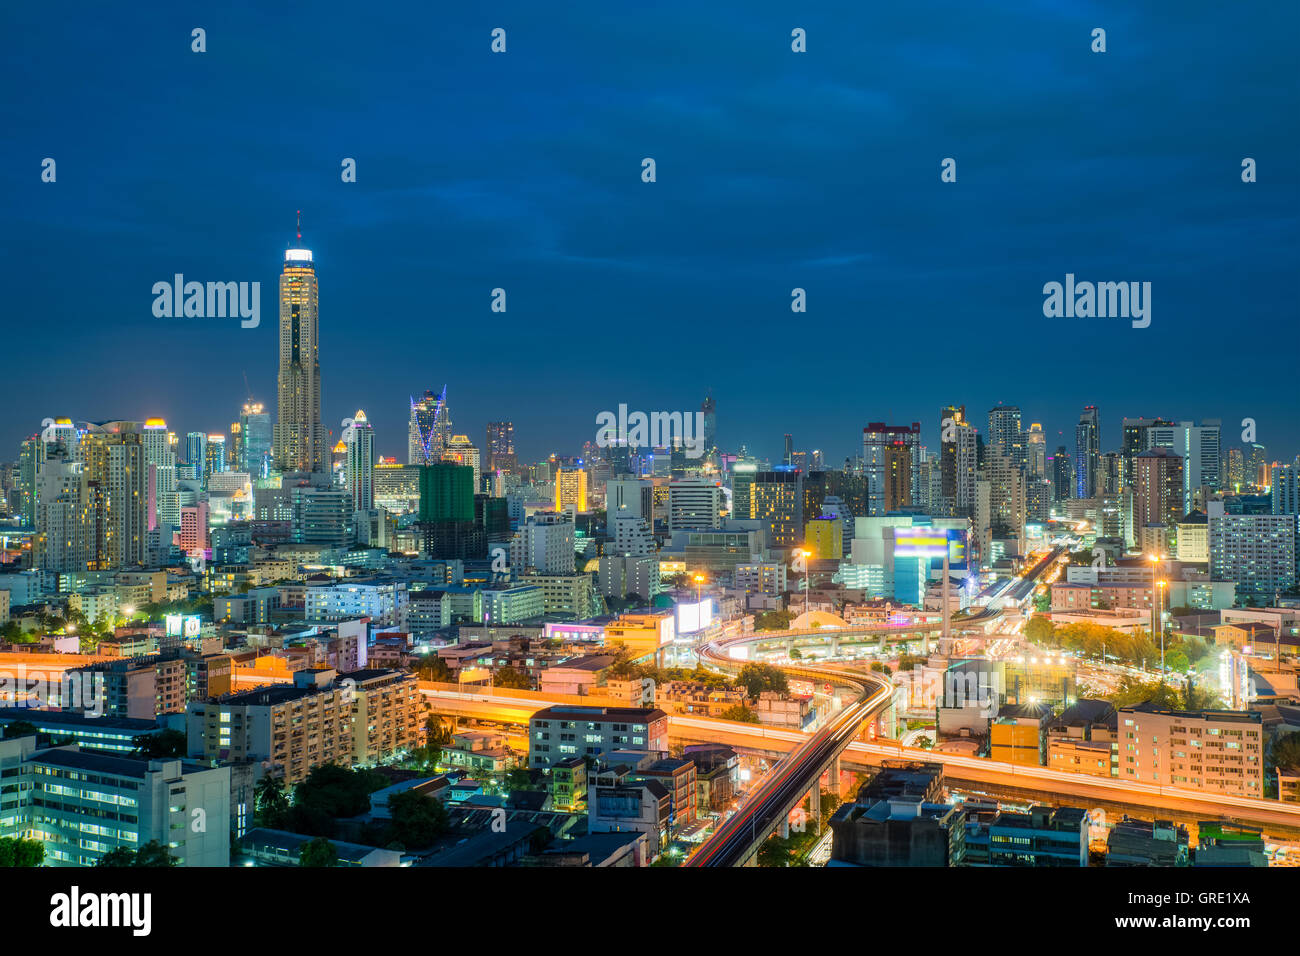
877;633;886;653
780;818;790;840
830;635;839;657
810;783;821;836
786;637;794;657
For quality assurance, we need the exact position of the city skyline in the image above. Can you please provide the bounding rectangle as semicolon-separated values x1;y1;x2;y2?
3;2;1298;462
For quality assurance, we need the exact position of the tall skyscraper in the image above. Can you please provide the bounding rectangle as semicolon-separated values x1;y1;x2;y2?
33;455;92;573
185;432;207;484
1025;422;1046;477
444;434;481;490
863;423;921;516
205;435;227;480
1075;406;1100;499
342;410;375;512
702;394;717;458
485;421;515;474
1135;448;1183;553
239;402;273;478
408;388;450;465
986;404;1024;469
939;406;976;518
1050;445;1073;503
78;423;148;569
273;238;324;474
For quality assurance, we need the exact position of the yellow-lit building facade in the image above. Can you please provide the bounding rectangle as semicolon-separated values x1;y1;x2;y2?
803;517;842;559
555;468;588;513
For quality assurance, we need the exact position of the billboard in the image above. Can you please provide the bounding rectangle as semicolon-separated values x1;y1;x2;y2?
165;614;202;639
894;527;967;569
675;599;715;636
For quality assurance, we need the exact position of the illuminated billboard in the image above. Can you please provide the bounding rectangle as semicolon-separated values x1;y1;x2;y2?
894;531;950;558
165;614;202;639
894;527;967;569
676;599;715;636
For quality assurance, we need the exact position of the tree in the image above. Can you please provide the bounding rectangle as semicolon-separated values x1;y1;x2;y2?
254;774;289;828
133;840;178;867
1271;732;1300;774
717;704;759;723
897;654;926;672
2;721;38;740
505;766;539;792
414;656;452;683
1164;648;1190;674
753;609;795;632
0;836;45;867
133;728;188;759
789;648;802;659
869;662;890;674
95;846;138;867
1024;614;1056;643
494;666;531;690
385;790;448;849
736;663;788;699
298;837;339;868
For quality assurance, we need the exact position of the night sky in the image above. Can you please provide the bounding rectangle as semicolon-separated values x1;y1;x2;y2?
3;1;1297;465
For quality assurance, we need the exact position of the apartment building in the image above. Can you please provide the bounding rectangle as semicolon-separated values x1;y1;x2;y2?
1118;703;1263;797
528;705;668;769
346;669;421;766
0;737;230;867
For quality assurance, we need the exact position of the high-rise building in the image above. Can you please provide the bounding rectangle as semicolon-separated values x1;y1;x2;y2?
1050;446;1073;503
702;394;717;459
1142;420;1221;511
606;477;652;527
1121;418;1173;492
205;434;227;480
1226;448;1245;492
1025;423;1046;477
289;482;350;547
33;456;92;573
667;477;724;533
1075;406;1100;499
239;402;273;478
555;467;589;513
1273;460;1300;515
485;421;515;474
443;434;480;490
730;462;758;521
185;432;207;484
511;512;576;575
273;241;325;474
408;388;450;465
1135;448;1183;553
987;405;1024;469
751;471;804;547
78;423;149;570
863;423;921;516
986;453;1026;539
342;410;375;512
939;406;976;518
1208;501;1296;603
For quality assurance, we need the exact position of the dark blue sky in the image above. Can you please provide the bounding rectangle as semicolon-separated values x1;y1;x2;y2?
3;1;1297;465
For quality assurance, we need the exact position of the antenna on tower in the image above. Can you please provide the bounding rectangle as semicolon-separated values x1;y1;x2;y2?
296;210;301;241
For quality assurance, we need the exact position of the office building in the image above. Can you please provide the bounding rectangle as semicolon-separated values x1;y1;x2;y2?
273;242;325;473
1075;406;1100;499
0;737;230;867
